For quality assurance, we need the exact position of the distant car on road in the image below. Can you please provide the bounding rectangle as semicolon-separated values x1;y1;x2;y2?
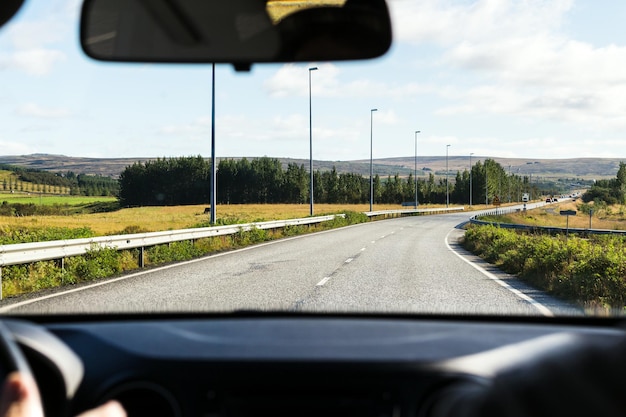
553;198;558;202
546;198;552;203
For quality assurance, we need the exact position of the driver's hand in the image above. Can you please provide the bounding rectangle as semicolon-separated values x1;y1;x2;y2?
1;372;125;417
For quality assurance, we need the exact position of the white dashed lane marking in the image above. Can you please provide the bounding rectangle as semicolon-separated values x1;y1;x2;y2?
316;277;331;286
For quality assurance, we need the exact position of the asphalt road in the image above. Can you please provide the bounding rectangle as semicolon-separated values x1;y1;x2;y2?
3;205;578;315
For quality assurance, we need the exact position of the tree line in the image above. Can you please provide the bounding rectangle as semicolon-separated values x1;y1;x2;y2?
118;156;541;207
582;162;626;205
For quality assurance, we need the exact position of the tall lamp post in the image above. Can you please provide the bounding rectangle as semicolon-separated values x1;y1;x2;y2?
446;144;451;207
369;108;378;212
308;66;318;216
469;152;474;206
210;62;216;225
414;130;420;208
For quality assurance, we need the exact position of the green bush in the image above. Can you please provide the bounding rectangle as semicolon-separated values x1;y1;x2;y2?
146;241;204;264
464;225;626;309
0;225;95;244
66;246;122;280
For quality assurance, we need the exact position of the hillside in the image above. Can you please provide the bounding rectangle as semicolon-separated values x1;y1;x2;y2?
0;154;621;180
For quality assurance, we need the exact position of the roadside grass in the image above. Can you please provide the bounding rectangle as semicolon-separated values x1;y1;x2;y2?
463;225;626;313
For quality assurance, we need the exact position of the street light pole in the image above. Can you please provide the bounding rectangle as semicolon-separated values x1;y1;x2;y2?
446;144;451;208
369;108;378;212
414;130;420;208
469;153;474;206
308;66;318;216
210;62;216;225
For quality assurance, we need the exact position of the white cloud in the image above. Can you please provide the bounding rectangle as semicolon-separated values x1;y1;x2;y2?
389;0;572;46
372;109;399;125
7;19;67;50
0;8;71;76
4;48;66;76
263;63;432;99
15;102;71;118
385;0;626;132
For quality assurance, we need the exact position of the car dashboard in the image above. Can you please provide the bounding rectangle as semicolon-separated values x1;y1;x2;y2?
6;314;626;417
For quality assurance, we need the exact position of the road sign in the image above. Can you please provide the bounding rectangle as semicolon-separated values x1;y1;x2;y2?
560;210;576;239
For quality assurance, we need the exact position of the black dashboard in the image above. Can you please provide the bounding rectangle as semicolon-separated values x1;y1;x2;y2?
7;315;626;417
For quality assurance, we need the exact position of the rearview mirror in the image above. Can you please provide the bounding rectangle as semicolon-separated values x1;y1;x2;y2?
80;0;392;70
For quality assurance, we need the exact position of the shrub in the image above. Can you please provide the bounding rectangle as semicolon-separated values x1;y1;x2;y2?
464;225;626;309
66;245;122;280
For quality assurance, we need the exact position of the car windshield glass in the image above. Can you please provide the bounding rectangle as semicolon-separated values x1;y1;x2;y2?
0;0;624;317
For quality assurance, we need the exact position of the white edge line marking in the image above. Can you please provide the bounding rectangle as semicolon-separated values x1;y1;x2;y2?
0;223;368;313
316;277;331;286
444;229;554;317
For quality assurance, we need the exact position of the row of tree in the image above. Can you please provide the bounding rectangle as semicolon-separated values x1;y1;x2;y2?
119;156;211;206
118;156;542;207
0;164;118;196
2;180;65;194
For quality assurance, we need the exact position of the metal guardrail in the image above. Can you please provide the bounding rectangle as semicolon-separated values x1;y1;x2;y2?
366;207;464;217
0;215;341;268
471;211;626;236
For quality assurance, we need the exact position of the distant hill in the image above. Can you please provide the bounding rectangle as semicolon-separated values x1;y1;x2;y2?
0;154;621;180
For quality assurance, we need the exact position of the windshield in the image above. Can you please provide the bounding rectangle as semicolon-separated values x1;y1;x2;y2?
0;0;624;317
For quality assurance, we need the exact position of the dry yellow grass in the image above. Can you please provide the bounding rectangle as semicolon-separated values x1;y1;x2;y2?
0;203;459;235
497;201;626;230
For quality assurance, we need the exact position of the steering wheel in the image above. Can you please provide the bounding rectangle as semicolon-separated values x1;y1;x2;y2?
0;320;85;417
0;321;34;383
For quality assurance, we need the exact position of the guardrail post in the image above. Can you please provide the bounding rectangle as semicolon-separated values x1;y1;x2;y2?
139;247;145;268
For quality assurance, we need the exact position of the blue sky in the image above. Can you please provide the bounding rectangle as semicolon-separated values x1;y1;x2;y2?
1;0;626;161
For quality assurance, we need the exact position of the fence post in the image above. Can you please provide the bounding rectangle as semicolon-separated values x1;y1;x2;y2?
139;247;145;268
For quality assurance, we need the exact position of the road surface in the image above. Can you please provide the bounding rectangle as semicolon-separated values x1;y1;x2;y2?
2;206;577;315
